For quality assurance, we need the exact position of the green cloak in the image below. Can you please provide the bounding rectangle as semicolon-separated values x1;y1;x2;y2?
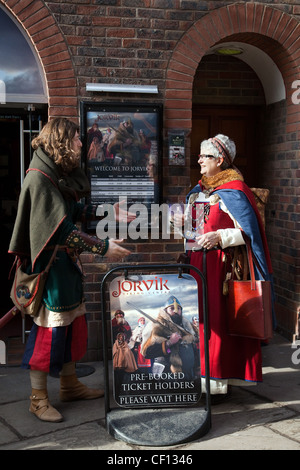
8;147;90;270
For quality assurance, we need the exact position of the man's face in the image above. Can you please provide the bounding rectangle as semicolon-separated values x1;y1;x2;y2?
166;304;182;325
166;305;182;316
115;313;125;324
71;131;82;160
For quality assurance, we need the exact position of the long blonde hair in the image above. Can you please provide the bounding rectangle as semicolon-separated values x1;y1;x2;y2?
32;118;80;172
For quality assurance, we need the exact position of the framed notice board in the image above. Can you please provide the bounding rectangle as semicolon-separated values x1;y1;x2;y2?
80;102;162;230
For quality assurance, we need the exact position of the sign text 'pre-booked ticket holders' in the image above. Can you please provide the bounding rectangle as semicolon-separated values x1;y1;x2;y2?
101;264;211;446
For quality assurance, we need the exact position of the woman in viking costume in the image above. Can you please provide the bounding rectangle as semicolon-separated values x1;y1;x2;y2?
8;118;133;422
176;134;275;400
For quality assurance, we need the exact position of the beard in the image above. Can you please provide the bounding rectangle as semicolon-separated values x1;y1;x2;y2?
71;149;81;168
60;150;81;173
116;317;125;325
171;313;182;325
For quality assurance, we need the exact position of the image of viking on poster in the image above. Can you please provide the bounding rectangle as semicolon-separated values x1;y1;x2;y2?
109;273;201;408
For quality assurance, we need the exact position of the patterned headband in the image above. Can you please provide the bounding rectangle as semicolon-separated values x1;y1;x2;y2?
209;137;233;166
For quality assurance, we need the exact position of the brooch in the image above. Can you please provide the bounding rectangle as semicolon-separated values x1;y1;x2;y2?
209;194;220;205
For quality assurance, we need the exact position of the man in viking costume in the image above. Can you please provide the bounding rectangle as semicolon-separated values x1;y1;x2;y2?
8;118;133;423
107;117;141;165
140;296;197;380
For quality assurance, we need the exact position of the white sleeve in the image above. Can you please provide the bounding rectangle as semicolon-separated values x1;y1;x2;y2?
216;199;245;249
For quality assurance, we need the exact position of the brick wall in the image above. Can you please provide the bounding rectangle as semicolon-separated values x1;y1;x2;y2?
259;100;300;338
193;55;265;106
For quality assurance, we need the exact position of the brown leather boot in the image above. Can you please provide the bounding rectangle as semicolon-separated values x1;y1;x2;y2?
29;389;63;422
59;374;104;402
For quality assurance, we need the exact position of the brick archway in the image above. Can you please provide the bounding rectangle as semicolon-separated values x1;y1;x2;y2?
166;2;300;133
0;0;77;120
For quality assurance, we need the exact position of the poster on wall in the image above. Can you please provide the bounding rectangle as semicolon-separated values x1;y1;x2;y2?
80;102;162;230
109;273;201;408
168;131;185;166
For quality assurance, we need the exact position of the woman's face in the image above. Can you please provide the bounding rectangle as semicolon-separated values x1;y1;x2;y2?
198;154;222;177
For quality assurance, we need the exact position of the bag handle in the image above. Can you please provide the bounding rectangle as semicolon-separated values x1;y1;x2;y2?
231;235;256;290
44;245;59;274
242;230;268;276
231;246;248;281
245;242;256;290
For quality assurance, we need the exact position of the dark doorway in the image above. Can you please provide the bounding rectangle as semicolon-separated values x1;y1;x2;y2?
190;105;261;188
0;106;47;338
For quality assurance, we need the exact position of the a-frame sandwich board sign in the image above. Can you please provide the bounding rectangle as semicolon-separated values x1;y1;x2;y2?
101;263;211;447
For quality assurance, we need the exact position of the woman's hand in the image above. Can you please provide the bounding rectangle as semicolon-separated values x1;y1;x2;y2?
105;239;131;261
172;211;185;228
114;200;136;223
196;231;221;250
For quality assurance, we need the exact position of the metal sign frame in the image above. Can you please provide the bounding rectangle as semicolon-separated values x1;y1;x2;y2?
101;263;211;447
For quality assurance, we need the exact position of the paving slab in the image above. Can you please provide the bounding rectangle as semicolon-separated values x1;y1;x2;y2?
0;333;299;451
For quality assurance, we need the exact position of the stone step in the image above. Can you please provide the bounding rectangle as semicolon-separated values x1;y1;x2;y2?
5;336;26;365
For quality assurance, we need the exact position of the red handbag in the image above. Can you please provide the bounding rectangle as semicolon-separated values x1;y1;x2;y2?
225;243;273;340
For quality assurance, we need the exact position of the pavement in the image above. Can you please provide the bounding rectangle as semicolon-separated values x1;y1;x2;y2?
0;332;299;452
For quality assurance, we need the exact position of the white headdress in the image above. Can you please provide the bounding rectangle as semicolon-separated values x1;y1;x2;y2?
200;134;236;164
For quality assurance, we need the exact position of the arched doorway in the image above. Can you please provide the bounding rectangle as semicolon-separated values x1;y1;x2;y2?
190;41;286;188
190;54;264;188
165;3;300;339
